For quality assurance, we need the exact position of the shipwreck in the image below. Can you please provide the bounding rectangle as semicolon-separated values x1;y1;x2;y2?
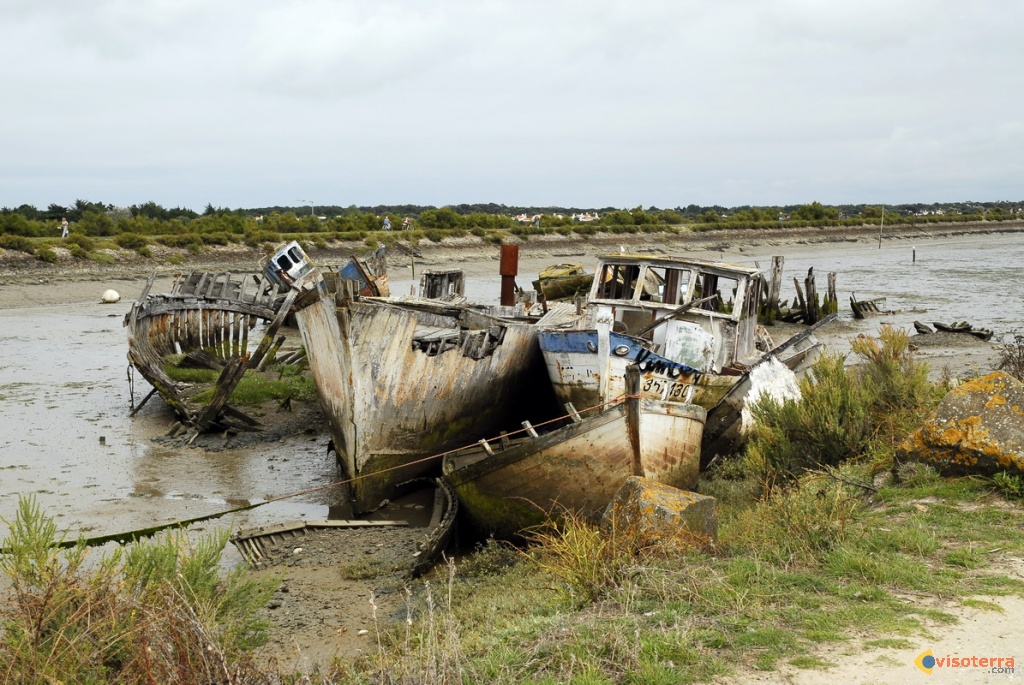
537;254;830;462
263;241;566;513
124;270;297;433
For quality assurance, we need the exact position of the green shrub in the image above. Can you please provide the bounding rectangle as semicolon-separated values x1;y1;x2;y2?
88;251;116;264
0;234;35;254
115;232;148;250
166;254;184;265
136;245;153;258
745;326;937;480
68;243;90;259
993;471;1024;500
746;354;872;478
0;496;276;683
65;232;96;251
35;247;57;263
997;334;1024;381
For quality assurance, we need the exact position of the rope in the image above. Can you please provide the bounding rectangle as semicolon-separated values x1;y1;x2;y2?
4;394;633;553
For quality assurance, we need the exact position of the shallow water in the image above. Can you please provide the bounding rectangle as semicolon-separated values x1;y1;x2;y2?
1;231;1021;544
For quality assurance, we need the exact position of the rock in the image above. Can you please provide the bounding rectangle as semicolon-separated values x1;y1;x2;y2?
897;371;1024;475
600;476;717;550
101;289;120;303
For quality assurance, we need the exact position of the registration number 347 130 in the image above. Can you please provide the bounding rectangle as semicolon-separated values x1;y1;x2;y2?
642;377;694;401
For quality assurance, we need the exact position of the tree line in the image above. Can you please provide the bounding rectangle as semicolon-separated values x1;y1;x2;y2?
1;199;1021;241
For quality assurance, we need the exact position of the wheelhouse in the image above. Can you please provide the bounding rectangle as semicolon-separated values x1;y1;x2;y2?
586;255;764;371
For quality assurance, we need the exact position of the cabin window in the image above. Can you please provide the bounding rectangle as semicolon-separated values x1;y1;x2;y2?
276;254;294;271
595;264;641;300
642;267;692;304
288;246;305;265
694;273;740;314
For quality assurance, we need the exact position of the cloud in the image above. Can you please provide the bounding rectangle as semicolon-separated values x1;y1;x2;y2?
1;0;1022;209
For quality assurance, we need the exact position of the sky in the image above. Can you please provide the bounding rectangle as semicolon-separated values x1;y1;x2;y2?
2;0;1022;212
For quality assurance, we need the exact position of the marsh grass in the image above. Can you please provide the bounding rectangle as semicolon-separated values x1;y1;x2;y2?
161;355;316;406
0;496;278;684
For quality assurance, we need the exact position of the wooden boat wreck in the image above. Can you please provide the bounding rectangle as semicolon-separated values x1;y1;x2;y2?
263;241;565;514
850;293;897;319
532;263;594;302
442;366;705;539
124;270;297;433
932;321;994;341
230;477;456;577
537;254;829;462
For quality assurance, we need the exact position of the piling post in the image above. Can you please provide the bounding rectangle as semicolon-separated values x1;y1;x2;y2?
625;364;644;478
499;245;519;306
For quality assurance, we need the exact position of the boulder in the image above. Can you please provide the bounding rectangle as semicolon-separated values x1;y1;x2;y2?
898;372;1024;475
600;476;717;550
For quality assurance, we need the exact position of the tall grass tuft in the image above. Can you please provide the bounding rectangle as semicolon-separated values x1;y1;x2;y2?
0;495;277;684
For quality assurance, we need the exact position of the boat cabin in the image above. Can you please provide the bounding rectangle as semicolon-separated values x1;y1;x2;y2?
263;241;315;289
586;255;764;372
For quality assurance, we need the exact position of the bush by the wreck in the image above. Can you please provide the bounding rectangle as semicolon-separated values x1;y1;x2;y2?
745;325;938;480
0;495;277;684
998;334;1024;381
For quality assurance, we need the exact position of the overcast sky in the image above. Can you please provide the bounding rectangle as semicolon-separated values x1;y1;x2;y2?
2;0;1021;212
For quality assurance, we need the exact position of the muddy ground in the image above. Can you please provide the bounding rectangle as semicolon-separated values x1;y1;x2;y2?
0;222;1016;673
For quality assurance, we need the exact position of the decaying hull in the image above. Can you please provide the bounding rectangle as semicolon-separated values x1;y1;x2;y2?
538;254;829;462
265;242;556;513
295;293;549;512
443;371;706;539
124;270;295;431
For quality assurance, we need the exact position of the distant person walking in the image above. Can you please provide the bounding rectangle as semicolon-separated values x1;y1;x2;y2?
60;217;69;238
383;216;391;231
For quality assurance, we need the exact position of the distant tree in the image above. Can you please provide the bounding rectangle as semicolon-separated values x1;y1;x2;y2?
696;210;721;223
601;210;634;226
793;201;839;221
78;210;116;236
0;212;35;236
861;206;883;219
417;207;460;229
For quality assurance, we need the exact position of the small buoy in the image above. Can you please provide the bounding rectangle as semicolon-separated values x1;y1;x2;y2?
101;289;121;304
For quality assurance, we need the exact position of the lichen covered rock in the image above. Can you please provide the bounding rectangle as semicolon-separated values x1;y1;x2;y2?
600;476;717;550
898;371;1024;475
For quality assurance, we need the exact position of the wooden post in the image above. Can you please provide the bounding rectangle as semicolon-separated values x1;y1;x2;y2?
625;364;645;478
793;277;807;322
767;256;784;320
804;267;819;324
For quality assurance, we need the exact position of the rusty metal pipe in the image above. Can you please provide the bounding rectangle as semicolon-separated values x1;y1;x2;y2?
499;245;519;306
